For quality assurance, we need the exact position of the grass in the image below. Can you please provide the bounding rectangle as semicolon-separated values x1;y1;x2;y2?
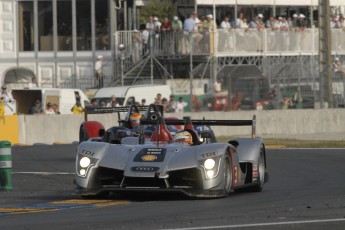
217;136;345;148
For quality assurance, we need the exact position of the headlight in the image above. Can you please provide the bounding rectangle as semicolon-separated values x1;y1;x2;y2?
204;159;216;170
206;170;215;178
80;157;91;168
79;169;86;176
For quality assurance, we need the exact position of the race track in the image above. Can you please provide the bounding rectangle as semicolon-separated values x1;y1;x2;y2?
0;144;344;230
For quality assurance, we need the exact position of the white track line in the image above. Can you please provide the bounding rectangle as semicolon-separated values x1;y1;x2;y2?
160;218;345;230
13;172;75;175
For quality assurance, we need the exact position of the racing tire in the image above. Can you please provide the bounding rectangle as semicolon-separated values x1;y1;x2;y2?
79;125;89;143
249;146;266;192
222;156;232;196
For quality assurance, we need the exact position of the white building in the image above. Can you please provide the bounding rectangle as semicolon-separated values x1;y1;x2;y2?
0;0;344;91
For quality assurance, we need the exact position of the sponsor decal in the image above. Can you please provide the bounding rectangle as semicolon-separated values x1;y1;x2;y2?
134;148;166;162
131;166;159;172
142;155;157;161
201;152;217;158
81;150;95;157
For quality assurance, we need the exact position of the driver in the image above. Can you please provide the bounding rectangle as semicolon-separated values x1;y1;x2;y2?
174;130;193;146
129;113;142;129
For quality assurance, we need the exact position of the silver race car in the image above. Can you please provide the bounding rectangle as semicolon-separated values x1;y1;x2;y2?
74;104;268;198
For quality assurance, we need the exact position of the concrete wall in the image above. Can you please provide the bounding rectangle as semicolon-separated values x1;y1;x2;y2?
10;109;345;145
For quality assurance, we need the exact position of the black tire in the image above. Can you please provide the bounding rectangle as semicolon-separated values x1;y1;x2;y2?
223;156;232;196
250;146;266;192
79;125;89;143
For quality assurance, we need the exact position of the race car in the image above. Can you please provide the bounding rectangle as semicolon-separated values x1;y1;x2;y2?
74;104;268;198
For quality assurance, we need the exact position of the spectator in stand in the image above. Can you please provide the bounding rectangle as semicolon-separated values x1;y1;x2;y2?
231;93;241;111
154;93;163;105
107;95;119;107
132;30;141;63
266;16;277;51
161;17;172;54
161;17;172;31
192;95;201;112
171;16;183;54
214;78;222;93
200;14;216;52
52;103;60;114
220;16;233;51
175;97;188;113
162;97;168;112
1;85;15;115
236;12;245;29
94;55;104;88
141;98;146;106
281;96;293;110
289;14;299;51
30;99;44;115
140;24;149;55
249;14;265;52
71;101;84;114
280;17;290;51
296;14;307;51
28;77;38;89
269;85;282;109
166;96;176;113
146;16;156;53
154;17;162;31
291;90;303;109
100;101;106;108
183;12;202;53
45;102;56;115
334;57;345;77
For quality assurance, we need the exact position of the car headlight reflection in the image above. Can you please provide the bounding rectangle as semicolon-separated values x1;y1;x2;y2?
204;159;216;170
80;157;91;168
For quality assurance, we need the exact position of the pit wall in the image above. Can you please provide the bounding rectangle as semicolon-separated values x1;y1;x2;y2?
0;109;344;145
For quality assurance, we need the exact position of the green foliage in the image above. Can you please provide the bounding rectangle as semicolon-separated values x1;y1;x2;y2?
139;0;177;24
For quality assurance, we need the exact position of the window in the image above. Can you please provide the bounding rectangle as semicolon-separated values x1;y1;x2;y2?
95;0;110;50
76;0;91;50
38;0;53;51
57;0;72;51
19;1;34;51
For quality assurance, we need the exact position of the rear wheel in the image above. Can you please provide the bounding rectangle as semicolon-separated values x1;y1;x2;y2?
250;146;265;192
223;156;232;196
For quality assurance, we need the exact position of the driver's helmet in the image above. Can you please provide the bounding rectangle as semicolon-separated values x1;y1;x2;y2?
174;130;193;146
129;113;142;128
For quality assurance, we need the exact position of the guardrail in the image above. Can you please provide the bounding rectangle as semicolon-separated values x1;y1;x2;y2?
115;29;345;59
2;109;345;145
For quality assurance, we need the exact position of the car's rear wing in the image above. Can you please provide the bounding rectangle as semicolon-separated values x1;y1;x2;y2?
140;115;257;138
84;105;148;121
84;104;164;125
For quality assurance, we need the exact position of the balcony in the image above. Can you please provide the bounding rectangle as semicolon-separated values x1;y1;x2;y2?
115;28;345;61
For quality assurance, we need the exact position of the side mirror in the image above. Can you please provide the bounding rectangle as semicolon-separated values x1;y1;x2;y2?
200;131;212;139
98;129;105;137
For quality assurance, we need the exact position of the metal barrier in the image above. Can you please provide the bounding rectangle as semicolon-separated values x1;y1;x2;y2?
0;141;12;191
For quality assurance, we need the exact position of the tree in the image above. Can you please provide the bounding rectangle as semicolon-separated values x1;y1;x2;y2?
139;0;177;25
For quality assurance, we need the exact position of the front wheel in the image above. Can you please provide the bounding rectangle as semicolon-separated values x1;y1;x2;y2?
222;156;232;196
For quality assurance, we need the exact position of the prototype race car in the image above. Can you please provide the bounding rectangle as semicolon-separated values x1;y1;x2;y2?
74;104;268;198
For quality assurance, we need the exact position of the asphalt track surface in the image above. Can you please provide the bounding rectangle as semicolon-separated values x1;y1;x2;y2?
0;144;345;230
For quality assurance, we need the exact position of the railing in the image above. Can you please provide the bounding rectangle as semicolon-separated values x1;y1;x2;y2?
115;29;345;60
